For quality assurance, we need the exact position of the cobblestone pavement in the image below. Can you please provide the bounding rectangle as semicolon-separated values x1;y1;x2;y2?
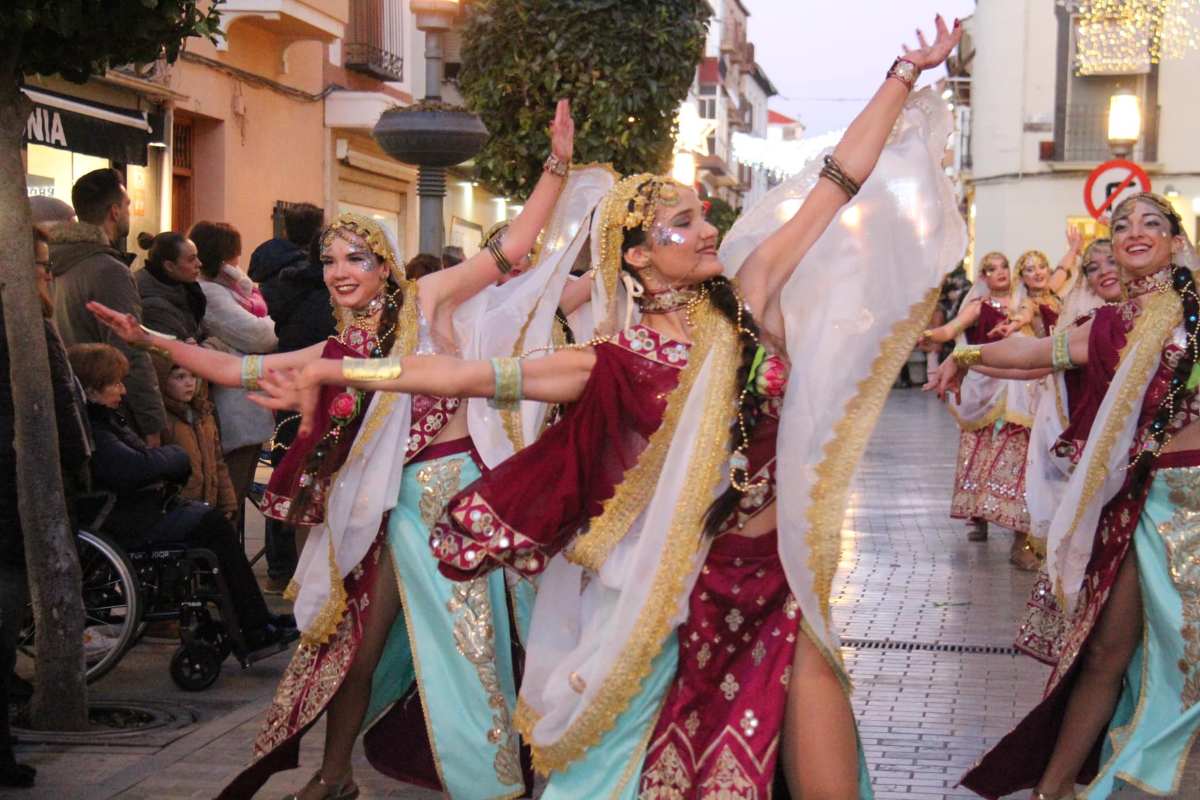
14;390;1199;798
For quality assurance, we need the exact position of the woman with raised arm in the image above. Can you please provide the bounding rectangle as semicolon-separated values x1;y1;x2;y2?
921;252;1040;568
257;18;963;798
928;193;1200;799
91;103;598;800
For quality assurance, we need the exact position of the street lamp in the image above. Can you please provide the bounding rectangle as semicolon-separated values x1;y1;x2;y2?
1107;88;1141;157
372;0;488;255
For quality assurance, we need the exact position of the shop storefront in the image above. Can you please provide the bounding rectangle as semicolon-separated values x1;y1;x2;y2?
21;84;164;245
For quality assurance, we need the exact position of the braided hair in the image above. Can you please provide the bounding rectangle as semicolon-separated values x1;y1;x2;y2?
618;224;764;538
1117;194;1199;493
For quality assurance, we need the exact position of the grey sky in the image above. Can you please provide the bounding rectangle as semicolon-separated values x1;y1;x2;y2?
748;1;977;135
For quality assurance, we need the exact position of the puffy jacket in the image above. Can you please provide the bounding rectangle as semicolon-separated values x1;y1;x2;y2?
135;263;206;342
248;238;308;288
0;307;92;569
50;222;165;436
260;250;337;353
86;403;193;539
160;390;238;518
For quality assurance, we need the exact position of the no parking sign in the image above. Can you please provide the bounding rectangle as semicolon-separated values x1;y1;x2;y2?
1083;159;1152;221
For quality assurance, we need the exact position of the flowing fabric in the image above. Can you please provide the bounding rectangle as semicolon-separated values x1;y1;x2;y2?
432;87;965;786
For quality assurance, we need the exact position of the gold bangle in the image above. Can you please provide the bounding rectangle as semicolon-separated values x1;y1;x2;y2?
1051;330;1075;371
240;355;265;390
487;236;515;275
489;356;523;410
952;344;983;368
543;153;569;177
342;355;404;382
887;57;920;91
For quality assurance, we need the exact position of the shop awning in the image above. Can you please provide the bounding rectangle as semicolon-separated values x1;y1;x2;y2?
21;86;152;166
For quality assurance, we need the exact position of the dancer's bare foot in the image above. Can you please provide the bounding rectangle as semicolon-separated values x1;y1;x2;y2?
1010;534;1040;572
284;769;358;800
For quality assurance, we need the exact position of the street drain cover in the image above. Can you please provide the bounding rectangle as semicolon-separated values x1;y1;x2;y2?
10;699;197;745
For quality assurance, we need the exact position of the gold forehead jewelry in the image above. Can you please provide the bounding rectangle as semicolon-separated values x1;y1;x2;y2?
321;212;406;281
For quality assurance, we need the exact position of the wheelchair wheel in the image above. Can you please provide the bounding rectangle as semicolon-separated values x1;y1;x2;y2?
16;530;143;685
170;643;223;691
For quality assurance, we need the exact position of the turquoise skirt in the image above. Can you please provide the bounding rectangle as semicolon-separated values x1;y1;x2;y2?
363;446;531;800
1085;465;1200;797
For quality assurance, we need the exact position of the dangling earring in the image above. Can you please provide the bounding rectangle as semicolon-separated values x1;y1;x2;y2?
620;271;645;331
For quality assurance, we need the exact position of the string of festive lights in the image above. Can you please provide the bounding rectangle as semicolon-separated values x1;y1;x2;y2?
730;129;845;179
1066;0;1200;75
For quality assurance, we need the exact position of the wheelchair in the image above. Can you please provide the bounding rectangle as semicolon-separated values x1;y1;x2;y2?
15;489;292;692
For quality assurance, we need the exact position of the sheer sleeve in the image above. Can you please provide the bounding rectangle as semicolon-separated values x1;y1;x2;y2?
431;342;677;581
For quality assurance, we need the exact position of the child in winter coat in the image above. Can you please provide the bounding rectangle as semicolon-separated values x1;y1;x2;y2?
152;353;238;519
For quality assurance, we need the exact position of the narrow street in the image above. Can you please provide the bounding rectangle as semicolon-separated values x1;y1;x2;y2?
16;390;1198;799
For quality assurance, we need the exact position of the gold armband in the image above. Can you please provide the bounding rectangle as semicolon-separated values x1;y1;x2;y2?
951;344;983;368
1051;330;1075;372
240;355;265;390
489;357;523;411
342;355;404;382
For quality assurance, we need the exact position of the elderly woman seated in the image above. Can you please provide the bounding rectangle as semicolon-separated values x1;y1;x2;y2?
66;343;294;650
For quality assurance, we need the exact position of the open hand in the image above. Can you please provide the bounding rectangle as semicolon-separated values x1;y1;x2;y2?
901;15;963;72
1066;223;1083;252
989;319;1019;339
249;368;322;438
86;301;150;347
549;98;574;164
924;356;966;402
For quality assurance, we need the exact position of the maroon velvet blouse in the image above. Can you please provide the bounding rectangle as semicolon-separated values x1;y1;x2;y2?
430;325;783;581
967;297;1011;345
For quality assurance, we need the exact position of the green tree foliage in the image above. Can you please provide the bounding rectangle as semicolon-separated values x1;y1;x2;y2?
705;196;738;244
460;0;711;198
0;0;221;732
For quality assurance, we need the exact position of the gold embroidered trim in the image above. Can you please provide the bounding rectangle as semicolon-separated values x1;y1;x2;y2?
804;287;941;687
523;308;741;774
1157;468;1200;709
297;535;351;646
566;302;712;572
1056;292;1182;606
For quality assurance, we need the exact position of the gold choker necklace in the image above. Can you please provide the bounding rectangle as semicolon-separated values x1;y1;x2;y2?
637;285;707;316
1126;267;1174;299
351;292;387;319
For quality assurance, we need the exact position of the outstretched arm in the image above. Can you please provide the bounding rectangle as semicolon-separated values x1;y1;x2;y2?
252;348;597;436
921;297;980;344
925;318;1091;400
420;99;575;313
87;301;321;386
737;16;962;338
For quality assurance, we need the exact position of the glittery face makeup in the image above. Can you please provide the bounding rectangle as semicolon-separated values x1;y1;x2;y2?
321;229;379;273
652;224;687;247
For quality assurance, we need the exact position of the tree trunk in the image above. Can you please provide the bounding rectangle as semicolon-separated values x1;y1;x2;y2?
0;77;88;730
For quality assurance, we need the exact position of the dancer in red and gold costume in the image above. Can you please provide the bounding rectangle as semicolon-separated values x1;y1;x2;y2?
256;17;965;797
931;193;1200;799
91;103;609;800
922;252;1040;569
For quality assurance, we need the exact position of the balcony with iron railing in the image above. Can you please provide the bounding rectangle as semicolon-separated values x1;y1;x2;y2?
344;0;404;82
1050;103;1159;163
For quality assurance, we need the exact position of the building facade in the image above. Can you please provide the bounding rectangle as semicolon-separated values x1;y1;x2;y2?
960;0;1200;273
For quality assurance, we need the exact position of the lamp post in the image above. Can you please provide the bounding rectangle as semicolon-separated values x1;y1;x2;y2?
372;0;487;255
1107;87;1142;158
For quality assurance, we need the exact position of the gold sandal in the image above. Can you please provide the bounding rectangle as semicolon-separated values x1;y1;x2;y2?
283;770;359;800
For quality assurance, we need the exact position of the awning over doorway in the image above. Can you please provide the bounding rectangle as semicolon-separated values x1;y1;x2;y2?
21;85;152;166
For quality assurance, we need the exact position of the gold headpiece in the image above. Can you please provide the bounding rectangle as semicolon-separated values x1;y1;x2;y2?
1111;192;1183;233
320;212;406;283
595;173;684;321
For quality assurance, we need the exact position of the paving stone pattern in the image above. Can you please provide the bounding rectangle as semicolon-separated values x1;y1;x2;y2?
14;390;1198;798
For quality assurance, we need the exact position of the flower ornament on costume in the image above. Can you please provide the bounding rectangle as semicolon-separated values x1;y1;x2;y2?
749;350;789;398
329;390;363;427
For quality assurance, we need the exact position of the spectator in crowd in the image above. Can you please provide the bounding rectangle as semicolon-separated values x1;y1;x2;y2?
251;204;330;588
69;343;293;649
0;226;92;789
135;231;205;342
51;168;165;442
153;353;237;518
441;244;464;268
404;252;443;280
190;221;277;524
248;202;322;290
28;196;75;228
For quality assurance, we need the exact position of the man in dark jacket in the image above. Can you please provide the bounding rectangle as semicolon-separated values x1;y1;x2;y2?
51;168;165;443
